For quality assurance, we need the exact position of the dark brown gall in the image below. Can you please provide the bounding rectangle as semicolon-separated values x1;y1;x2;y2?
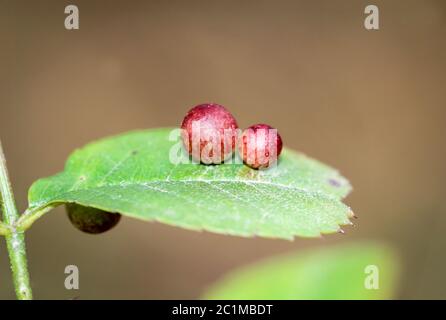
66;203;121;234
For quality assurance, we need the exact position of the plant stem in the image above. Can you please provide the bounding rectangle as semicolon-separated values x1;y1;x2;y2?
0;140;33;300
17;205;57;232
0;221;10;235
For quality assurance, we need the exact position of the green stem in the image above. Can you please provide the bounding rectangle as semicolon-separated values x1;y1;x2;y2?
17;205;56;232
0;140;33;300
0;221;10;235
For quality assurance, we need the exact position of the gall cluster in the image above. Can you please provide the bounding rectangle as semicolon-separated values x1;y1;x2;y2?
181;103;283;169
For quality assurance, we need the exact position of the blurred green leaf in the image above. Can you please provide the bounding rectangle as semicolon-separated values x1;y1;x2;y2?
27;128;353;239
203;242;399;299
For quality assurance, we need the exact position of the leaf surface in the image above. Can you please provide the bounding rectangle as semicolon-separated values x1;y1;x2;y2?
28;128;353;239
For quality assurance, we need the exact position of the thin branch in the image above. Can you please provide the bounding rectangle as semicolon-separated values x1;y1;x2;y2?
0;221;10;235
0;140;33;300
16;205;57;232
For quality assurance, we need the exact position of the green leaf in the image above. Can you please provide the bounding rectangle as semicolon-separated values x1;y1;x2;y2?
203;242;399;299
26;128;353;239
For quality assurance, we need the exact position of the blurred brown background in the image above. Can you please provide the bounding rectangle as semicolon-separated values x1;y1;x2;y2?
0;0;445;299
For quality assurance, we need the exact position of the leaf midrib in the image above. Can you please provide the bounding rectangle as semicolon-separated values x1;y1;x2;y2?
30;178;342;209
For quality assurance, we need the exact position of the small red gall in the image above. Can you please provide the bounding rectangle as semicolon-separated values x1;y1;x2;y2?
66;203;121;234
239;124;283;169
181;103;239;164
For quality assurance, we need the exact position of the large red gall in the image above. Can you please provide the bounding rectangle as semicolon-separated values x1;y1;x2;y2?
181;103;239;164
